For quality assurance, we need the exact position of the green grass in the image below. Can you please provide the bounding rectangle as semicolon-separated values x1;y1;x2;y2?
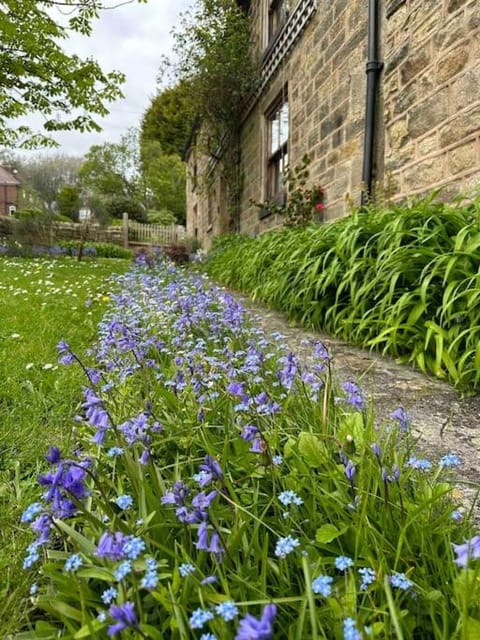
0;256;129;637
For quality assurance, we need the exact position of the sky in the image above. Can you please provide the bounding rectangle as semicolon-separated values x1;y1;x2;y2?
20;0;193;158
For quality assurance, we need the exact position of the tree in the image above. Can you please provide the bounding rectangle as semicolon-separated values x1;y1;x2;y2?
141;140;186;224
14;154;83;211
0;0;146;148
57;184;81;221
79;128;146;221
140;81;195;157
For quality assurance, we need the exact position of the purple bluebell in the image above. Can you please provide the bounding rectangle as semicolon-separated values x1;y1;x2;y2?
390;406;409;432
453;536;480;567
108;602;138;637
235;604;277;640
96;532;127;560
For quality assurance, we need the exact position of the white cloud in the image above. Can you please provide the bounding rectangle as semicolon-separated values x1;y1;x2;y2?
18;0;194;158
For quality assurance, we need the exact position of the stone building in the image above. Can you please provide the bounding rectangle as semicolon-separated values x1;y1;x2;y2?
0;165;21;216
186;0;480;249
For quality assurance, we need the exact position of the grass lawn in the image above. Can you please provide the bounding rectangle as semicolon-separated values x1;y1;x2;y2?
0;256;129;637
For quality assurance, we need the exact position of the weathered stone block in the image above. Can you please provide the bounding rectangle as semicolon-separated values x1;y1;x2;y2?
418;133;438;156
436;45;469;83
400;47;431;85
438;107;480;146
447;0;469;13
388;119;409;150
449;141;477;174
408;89;449;138
451;67;480;112
402;155;445;190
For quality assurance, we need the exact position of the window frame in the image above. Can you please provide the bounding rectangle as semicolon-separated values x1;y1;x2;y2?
264;90;289;211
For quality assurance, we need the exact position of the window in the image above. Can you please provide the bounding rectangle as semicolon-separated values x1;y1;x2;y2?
266;94;289;203
268;0;289;43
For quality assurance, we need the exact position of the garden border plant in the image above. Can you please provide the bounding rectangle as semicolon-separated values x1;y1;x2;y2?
205;191;480;391
18;253;480;639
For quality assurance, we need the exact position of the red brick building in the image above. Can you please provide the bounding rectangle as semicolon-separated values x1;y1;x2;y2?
0;166;21;216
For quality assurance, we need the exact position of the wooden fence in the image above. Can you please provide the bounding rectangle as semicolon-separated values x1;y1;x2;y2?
127;220;186;246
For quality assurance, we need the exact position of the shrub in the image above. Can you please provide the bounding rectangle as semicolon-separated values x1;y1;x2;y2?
19;256;479;639
147;209;177;225
57;241;132;259
205;193;480;391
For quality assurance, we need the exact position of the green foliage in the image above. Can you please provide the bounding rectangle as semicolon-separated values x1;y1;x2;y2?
0;257;128;636
140;140;186;223
16;258;479;639
56;240;133;259
147;209;177;225
206;193;480;390
57;185;81;221
167;0;259;228
0;1;147;148
140;81;195;157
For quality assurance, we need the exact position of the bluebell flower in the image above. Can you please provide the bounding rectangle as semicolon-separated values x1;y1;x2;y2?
101;587;118;604
114;495;133;510
341;381;365;410
390;572;413;590
311;575;333;597
453;536;480;567
343;617;362;640
108;602;138;637
390;406;410;432
451;510;463;522
344;460;356;482
359;567;376;590
189;608;214;629
235;604;277;640
179;562;196;577
64;553;82;572
278;490;303;506
335;556;354;571
96;531;127;560
201;575;218;585
275;535;300;558
215;601;239;621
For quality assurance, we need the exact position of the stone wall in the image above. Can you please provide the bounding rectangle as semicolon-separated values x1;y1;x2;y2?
239;0;368;237
187;0;480;249
384;0;480;198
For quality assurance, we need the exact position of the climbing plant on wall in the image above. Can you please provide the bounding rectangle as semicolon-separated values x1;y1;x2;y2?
165;0;259;230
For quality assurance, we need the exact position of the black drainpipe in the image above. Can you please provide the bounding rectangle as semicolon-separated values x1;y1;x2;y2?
361;0;383;206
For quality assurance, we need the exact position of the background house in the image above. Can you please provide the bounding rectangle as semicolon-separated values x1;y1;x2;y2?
187;0;480;249
0;165;21;215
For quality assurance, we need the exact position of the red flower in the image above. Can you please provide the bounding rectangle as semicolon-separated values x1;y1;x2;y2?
315;203;325;212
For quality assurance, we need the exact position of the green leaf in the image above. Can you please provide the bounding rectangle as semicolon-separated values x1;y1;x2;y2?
462;618;480;639
297;432;324;467
315;524;346;544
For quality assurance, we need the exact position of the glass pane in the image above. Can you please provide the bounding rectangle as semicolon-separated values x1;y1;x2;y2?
279;102;289;146
270;112;280;154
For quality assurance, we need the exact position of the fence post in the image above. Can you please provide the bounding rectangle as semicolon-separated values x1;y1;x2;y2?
122;211;129;249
